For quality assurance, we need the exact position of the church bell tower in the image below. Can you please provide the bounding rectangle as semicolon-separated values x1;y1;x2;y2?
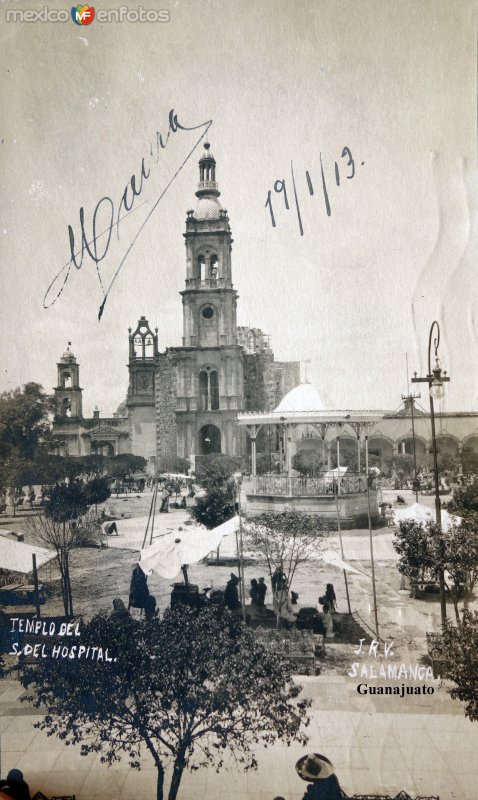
54;344;83;419
172;142;244;459
181;142;238;348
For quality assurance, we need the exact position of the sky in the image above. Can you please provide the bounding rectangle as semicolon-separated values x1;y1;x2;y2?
1;0;477;416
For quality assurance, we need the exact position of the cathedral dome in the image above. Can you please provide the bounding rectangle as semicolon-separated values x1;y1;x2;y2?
274;383;326;413
194;197;223;220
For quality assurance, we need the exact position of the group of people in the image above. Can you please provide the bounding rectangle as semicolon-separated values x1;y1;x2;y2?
249;576;268;608
159;479;195;513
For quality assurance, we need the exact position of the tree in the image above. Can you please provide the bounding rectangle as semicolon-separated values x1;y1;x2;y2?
29;482;91;615
389;454;417;487
194;454;241;486
189;481;236;529
0;383;53;463
392;520;435;589
85;475;111;512
393;519;478;622
159;455;190;475
461;450;478;476
433;520;478;621
0;383;54;500
255;452;279;475
245;511;329;619
437;452;460;474
292;451;323;477
436;611;478;721
447;480;478;516
21;606;311;800
29;508;97;616
106;454;147;487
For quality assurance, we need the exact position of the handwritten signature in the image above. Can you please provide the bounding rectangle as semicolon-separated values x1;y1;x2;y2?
43;109;212;320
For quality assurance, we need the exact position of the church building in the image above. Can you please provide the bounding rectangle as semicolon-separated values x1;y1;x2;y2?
50;143;300;469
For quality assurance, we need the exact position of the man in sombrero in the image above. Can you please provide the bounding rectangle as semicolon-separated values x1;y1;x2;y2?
295;753;344;799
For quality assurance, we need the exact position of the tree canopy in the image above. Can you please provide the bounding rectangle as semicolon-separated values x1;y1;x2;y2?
158;455;190;475
245;511;329;613
292;451;323;477
189;481;236;529
0;382;53;461
193;454;241;486
22;606;310;800
447;480;478;516
436;611;478;721
0;383;54;492
393;518;478;622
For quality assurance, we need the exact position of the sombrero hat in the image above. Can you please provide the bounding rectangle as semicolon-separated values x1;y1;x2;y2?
295;753;335;781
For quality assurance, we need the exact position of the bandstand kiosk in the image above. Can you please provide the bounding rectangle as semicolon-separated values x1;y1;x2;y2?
237;383;384;528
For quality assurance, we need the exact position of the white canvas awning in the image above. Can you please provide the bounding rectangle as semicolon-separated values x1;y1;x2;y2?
0;537;56;574
139;517;239;579
393;502;462;531
321;549;368;575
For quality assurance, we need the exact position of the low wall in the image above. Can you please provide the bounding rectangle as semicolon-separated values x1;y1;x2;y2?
244;490;381;529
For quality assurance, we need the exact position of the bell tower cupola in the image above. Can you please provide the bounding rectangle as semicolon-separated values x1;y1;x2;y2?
196;142;220;198
181;142;237;347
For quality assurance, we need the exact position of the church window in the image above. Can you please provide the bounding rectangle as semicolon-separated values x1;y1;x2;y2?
199;368;220;411
210;254;218;282
202;306;214;319
198;255;206;282
199;371;208;411
210;370;219;410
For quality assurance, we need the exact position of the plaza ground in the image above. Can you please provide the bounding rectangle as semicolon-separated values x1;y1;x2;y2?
0;489;476;799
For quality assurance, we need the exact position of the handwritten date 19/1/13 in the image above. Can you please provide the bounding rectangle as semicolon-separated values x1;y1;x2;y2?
265;147;364;236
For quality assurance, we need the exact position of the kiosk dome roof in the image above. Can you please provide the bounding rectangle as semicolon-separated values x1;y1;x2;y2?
274;383;326;413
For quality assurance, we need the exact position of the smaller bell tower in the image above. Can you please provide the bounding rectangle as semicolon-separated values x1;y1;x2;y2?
54;343;83;419
126;317;158;462
127;317;158;402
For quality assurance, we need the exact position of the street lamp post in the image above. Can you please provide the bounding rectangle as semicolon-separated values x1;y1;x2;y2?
411;320;450;630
